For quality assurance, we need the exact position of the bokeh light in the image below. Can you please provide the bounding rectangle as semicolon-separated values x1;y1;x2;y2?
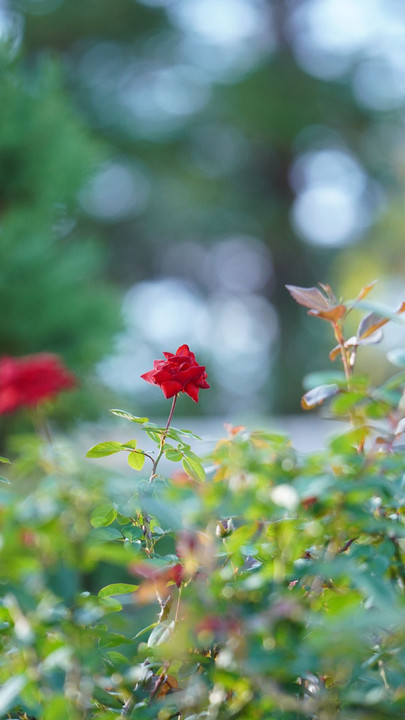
290;149;375;247
79;160;151;221
0;2;23;57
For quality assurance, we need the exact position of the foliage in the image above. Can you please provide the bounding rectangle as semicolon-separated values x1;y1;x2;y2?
2;284;405;718
0;55;121;419
17;0;405;413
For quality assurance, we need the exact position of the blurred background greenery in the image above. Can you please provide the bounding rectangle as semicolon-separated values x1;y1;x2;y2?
2;0;405;423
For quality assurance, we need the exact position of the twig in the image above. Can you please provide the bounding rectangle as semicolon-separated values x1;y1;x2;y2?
149;395;178;482
337;537;358;554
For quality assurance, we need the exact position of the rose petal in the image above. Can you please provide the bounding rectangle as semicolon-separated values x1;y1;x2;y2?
184;382;200;402
160;380;183;398
176;344;191;356
140;370;157;384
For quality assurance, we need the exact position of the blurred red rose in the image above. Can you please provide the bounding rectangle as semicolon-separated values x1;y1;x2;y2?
141;344;209;402
130;562;183;588
0;353;76;414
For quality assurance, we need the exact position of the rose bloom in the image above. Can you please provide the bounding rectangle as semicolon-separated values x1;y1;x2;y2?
141;344;209;402
0;353;76;414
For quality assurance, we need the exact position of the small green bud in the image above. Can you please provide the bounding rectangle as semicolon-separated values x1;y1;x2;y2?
216;518;234;538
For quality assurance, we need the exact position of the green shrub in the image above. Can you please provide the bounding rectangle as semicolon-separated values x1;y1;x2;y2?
2;283;405;719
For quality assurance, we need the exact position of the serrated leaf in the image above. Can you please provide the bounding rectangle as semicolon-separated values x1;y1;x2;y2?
181;447;200;462
135;622;157;639
147;620;175;647
353;300;405;329
301;384;340;410
122;526;143;541
357;312;387;342
182;456;206;482
387;348;405;368
285;284;330;311
330;391;366;414
128;451;145;471
86;441;123;458
308;304;346;322
99;597;122;613
164;429;183;443
110;409;149;423
91;527;123;542
121;439;137;450
170;426;202;440
165;448;183;462
104;651;130;666
145;429;161;443
90;504;117;528
98;583;138;598
329;426;369;454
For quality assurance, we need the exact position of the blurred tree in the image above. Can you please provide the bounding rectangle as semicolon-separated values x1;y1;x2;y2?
0;53;123;439
5;0;405;414
0;56;120;369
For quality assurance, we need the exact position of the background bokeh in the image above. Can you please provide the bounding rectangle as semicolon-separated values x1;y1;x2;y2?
2;0;405;422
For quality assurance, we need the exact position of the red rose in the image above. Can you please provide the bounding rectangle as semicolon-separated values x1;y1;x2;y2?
141;344;209;402
130;562;183;588
0;353;76;414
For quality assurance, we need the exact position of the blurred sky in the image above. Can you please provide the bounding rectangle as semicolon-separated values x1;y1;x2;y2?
3;0;405;416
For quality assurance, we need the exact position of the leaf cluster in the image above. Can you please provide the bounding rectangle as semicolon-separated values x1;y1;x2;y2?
2;282;405;718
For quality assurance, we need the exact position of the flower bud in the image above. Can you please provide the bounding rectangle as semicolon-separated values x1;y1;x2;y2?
216;518;234;538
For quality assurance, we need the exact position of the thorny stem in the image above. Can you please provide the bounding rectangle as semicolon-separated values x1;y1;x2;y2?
332;321;352;389
223;539;238;579
337;536;358;554
150;394;178;482
142;394;178;551
389;535;405;590
174;584;183;623
125;396;180;717
332;321;365;452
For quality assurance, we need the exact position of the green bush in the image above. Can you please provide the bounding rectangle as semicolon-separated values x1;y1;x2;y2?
2;283;405;719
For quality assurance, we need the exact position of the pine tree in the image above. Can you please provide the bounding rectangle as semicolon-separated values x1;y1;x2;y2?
0;56;120;388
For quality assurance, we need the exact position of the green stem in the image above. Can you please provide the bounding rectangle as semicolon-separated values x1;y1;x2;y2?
332;320;366;452
142;395;179;552
149;394;178;483
126;397;180;717
332;321;352;390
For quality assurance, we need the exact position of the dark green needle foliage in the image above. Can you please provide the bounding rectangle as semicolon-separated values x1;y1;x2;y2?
0;55;120;375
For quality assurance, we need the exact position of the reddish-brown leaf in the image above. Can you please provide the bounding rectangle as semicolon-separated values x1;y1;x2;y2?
329;345;341;362
285;285;330;311
301;384;340;410
156;675;179;698
318;283;337;303
357;312;387;341
357;301;405;341
308;305;346;322
356;280;378;302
